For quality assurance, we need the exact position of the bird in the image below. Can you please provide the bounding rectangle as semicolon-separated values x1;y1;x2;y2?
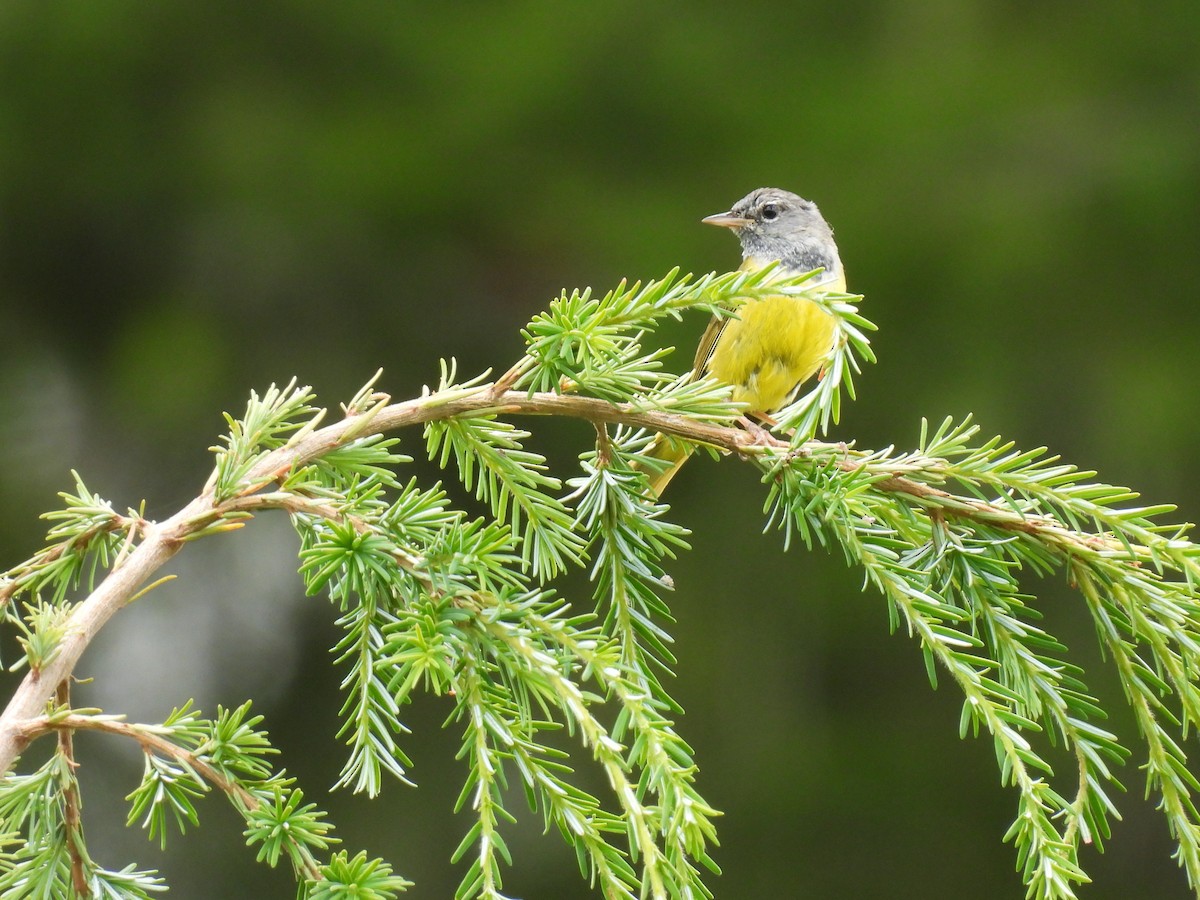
640;187;846;497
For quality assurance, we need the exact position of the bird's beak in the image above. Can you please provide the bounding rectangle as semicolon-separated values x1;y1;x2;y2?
701;211;752;229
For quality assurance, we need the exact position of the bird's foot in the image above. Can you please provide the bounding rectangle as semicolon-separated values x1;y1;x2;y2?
738;414;777;445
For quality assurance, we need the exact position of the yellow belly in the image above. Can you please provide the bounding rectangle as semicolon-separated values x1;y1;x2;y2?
707;293;836;413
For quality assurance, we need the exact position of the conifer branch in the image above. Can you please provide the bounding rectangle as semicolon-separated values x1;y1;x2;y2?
0;388;1134;774
2;267;1199;898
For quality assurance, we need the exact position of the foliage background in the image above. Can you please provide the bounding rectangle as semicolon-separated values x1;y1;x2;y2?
0;1;1197;896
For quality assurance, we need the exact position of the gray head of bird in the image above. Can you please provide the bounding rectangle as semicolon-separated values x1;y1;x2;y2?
703;187;841;277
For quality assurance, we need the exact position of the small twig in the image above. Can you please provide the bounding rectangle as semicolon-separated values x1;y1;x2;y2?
110;513;150;571
55;682;89;897
20;713;259;811
488;357;533;398
0;517;133;608
226;491;432;586
593;422;614;469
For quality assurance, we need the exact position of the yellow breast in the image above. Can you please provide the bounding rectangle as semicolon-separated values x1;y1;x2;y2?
707;287;838;414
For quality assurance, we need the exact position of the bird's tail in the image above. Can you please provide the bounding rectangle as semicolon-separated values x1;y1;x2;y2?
635;433;695;498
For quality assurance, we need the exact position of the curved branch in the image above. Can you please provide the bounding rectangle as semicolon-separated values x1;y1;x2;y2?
19;711;328;882
0;383;1135;775
18;713;258;810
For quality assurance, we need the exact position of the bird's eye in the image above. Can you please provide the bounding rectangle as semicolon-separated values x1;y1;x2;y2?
760;203;779;220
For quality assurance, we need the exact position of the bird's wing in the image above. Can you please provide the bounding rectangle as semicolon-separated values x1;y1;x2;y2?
691;310;730;375
693;255;763;375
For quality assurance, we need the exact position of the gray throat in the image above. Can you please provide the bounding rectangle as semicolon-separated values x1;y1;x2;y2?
745;233;841;278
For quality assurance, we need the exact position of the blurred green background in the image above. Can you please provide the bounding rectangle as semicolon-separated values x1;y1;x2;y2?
1;1;1198;896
